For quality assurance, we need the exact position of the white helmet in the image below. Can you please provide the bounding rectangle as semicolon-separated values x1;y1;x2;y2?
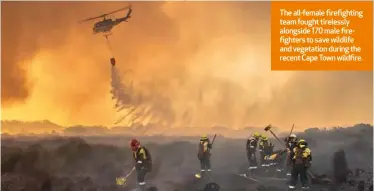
289;134;297;138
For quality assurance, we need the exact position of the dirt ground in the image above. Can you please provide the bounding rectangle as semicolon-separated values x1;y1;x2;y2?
1;124;373;191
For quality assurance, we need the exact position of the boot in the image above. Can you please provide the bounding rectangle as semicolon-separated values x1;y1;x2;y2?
138;182;147;191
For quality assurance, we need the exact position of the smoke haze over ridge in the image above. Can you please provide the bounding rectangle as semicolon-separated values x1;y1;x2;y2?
1;2;373;130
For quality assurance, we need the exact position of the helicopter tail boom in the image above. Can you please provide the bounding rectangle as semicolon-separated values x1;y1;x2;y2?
114;7;132;25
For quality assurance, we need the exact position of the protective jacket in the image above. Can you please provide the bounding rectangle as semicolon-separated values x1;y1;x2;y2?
198;139;212;159
292;147;312;167
133;146;152;170
246;137;258;153
287;140;298;160
286;139;297;149
259;140;274;155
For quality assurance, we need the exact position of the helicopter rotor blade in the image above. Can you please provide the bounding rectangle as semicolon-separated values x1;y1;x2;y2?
78;14;108;23
78;5;131;23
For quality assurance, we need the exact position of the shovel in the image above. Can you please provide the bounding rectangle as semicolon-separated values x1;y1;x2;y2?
116;166;136;187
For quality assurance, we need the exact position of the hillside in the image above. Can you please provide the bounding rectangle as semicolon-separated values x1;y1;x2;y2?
2;120;370;138
1;124;373;191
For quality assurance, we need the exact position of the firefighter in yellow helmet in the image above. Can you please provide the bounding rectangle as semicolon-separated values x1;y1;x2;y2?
246;132;261;170
289;139;312;190
259;134;274;167
197;135;213;177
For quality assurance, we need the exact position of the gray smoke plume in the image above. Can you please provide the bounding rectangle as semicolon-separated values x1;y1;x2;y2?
109;66;174;127
110;66;133;110
110;65;140;125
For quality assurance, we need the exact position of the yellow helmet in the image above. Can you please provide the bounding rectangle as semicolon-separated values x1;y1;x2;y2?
261;135;268;140
297;139;307;147
252;132;261;138
200;135;208;140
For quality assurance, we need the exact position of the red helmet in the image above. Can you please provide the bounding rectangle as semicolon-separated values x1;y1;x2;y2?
130;138;140;151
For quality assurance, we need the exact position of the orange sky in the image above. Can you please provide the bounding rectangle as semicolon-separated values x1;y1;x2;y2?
1;2;373;130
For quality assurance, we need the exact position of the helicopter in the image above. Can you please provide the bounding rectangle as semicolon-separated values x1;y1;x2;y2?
79;5;132;34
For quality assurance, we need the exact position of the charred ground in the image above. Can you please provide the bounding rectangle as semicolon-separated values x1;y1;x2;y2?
1;124;373;191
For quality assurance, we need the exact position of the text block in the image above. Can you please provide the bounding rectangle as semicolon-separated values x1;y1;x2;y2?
271;1;373;71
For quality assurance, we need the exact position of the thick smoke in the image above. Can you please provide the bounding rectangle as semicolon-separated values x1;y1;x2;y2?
110;65;149;126
110;66;133;122
2;2;373;128
110;65;175;126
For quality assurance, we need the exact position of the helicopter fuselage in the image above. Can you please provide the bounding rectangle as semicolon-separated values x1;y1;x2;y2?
80;5;132;34
93;19;115;34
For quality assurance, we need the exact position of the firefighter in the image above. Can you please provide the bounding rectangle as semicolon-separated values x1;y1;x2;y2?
259;135;274;167
197;135;213;177
130;139;152;190
285;134;298;176
289;139;312;189
246;132;261;170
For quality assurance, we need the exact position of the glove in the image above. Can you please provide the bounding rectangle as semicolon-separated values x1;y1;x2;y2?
208;144;212;149
135;161;143;169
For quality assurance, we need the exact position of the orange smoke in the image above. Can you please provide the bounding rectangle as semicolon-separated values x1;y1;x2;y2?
1;2;372;130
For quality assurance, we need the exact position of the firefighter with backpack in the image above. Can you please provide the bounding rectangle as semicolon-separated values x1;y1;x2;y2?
246;132;262;170
130;139;152;190
259;135;274;167
285;134;298;176
196;134;215;179
289;139;312;189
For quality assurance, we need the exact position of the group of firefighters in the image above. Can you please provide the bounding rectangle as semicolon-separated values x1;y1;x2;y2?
126;131;312;190
246;132;312;189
